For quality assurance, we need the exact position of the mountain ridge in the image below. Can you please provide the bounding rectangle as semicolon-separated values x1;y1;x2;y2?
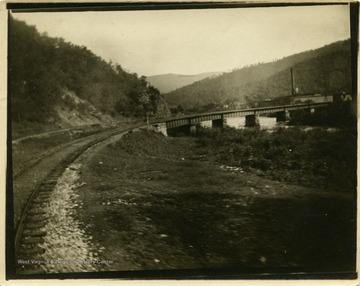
146;72;222;93
164;40;351;112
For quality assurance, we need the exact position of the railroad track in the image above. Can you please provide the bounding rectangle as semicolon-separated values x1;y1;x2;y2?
13;128;109;180
13;124;144;274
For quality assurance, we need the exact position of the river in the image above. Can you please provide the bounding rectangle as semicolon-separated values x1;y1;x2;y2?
199;116;281;130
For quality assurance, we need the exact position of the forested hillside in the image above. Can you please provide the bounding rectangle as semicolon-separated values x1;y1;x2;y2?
165;40;352;112
9;17;169;132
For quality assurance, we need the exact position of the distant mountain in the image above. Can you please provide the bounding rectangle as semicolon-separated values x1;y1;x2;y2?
165;40;352;112
9;17;170;133
147;72;222;93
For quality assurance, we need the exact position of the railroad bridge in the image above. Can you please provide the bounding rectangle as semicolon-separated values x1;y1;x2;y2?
152;102;332;136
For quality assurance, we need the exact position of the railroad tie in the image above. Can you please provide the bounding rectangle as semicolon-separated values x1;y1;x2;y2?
31;201;49;208
26;215;48;224
32;198;50;204
23;230;46;237
18;247;45;257
36;193;52;199
25;222;47;229
38;185;55;192
21;236;45;245
27;208;47;216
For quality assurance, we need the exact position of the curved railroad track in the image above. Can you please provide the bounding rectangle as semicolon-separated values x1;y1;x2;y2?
13;128;108;180
13;123;145;274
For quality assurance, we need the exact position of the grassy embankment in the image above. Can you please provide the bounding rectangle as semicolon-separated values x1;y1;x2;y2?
11;115;147;176
11;124;116;175
75;126;356;273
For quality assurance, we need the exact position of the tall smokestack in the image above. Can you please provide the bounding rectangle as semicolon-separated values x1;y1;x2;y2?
290;68;295;96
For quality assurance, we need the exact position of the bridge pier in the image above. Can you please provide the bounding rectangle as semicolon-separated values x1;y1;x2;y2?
245;114;260;127
152;122;168;136
189;124;197;135
222;118;228;127
276;111;290;122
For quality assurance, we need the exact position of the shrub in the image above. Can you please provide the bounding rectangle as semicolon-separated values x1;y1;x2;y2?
195;126;356;192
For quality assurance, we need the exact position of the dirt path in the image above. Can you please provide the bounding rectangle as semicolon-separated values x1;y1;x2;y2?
12;128;74;144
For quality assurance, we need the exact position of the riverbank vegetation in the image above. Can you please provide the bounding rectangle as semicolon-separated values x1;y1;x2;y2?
195;126;356;192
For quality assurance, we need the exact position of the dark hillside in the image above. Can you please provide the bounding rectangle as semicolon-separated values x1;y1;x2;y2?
9;17;169;133
165;40;351;111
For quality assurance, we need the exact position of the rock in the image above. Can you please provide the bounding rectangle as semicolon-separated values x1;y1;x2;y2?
259;256;267;264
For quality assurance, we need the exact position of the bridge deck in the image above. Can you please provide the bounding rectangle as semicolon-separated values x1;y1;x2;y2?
162;102;331;129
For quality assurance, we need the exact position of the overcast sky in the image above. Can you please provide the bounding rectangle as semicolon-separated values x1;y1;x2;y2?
12;4;350;76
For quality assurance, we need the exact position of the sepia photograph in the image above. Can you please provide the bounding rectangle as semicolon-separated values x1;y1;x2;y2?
5;1;358;280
